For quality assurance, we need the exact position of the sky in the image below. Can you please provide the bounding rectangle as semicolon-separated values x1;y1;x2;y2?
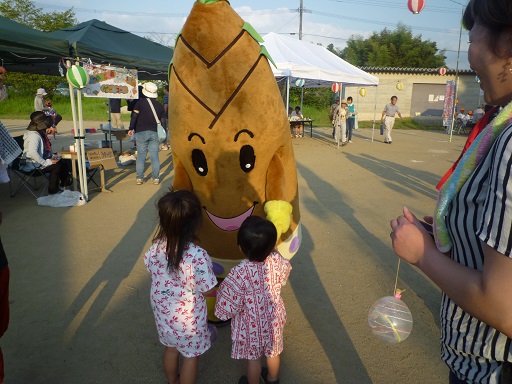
34;0;471;70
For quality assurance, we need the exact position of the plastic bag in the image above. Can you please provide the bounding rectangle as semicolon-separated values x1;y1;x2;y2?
37;190;87;207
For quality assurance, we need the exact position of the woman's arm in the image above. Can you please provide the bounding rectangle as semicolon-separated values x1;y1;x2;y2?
391;207;512;338
25;135;51;167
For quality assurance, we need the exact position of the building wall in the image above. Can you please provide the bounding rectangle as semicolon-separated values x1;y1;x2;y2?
343;72;482;121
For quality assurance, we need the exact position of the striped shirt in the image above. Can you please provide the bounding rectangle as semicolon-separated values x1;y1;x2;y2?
442;124;512;383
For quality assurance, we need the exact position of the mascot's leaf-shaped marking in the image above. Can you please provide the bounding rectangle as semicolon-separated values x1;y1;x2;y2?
173;29;266;130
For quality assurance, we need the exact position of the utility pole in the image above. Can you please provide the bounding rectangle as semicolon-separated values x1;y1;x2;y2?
299;0;303;40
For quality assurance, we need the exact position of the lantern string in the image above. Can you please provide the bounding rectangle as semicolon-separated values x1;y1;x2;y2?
393;258;401;296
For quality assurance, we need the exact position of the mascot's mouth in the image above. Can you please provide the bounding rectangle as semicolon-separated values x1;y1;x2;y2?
204;202;258;231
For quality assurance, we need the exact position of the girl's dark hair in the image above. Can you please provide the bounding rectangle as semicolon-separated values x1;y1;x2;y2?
463;0;512;53
153;190;203;270
237;216;277;262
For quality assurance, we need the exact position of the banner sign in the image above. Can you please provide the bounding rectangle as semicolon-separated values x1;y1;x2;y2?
83;64;138;100
442;80;455;127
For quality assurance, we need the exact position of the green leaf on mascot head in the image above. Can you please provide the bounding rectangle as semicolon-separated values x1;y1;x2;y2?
243;22;264;43
260;46;277;69
197;0;222;4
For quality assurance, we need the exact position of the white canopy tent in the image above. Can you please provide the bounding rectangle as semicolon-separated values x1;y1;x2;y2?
263;32;379;88
262;33;381;143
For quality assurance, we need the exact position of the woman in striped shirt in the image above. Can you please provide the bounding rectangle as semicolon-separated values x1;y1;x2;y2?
390;1;512;383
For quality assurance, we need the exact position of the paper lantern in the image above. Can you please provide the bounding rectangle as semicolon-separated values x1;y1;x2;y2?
368;295;413;344
295;78;305;87
331;83;340;93
408;0;426;14
359;88;367;97
396;82;403;91
66;65;89;89
438;67;447;76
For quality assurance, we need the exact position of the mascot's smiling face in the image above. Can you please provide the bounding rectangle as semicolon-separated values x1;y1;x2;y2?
169;0;300;266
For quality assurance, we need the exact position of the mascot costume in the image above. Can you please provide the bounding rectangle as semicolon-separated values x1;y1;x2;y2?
169;0;301;317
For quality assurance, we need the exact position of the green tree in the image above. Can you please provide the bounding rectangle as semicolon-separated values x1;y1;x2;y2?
0;0;77;94
340;24;446;68
0;0;77;30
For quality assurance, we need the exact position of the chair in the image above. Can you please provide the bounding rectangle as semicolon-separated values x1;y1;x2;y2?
8;136;50;198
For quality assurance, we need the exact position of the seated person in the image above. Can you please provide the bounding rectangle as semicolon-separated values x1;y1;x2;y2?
457;108;468;124
474;104;485;122
288;106;294;138
290;106;304;138
22;111;71;194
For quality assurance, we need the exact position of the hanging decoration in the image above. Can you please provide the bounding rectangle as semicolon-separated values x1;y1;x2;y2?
359;88;367;97
331;83;341;93
438;67;447;76
396;82;404;91
407;0;426;14
66;65;90;89
295;78;305;87
368;259;413;344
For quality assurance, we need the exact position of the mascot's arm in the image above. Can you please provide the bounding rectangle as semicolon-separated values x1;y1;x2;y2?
172;156;193;191
264;152;292;238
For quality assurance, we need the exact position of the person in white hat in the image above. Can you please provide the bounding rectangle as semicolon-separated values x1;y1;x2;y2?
332;99;350;145
34;88;47;112
128;82;165;185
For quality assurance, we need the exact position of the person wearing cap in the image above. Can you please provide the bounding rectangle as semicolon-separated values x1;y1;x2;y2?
128;82;165;185
34;88;47;112
458;107;469;125
22;111;71;194
333;99;350;145
381;96;402;144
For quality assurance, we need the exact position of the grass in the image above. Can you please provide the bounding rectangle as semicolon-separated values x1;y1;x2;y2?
0;94;128;122
0;95;444;130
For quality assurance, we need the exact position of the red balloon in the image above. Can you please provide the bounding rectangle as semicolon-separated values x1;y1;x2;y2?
438;67;447;76
331;83;340;93
408;0;426;14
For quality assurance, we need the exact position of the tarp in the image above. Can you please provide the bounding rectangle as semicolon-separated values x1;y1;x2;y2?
0;16;70;75
263;32;379;87
49;19;173;80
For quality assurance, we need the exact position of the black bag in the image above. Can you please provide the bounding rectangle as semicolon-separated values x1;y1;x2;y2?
380;123;384;135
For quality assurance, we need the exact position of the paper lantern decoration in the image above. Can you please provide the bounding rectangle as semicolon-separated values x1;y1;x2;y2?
359;88;367;97
438;67;447;76
368;295;413;344
396;82;403;91
331;83;340;93
408;0;426;14
66;65;89;89
295;78;305;87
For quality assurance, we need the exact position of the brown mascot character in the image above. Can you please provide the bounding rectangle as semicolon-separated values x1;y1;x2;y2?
169;0;301;283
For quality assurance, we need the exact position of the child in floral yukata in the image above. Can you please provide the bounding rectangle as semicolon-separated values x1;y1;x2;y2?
215;216;292;384
144;190;217;384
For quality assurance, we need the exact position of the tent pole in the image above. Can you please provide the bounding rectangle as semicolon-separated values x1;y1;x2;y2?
107;98;112;148
372;85;379;143
300;86;304;114
67;61;81;193
286;76;290;117
76;86;88;201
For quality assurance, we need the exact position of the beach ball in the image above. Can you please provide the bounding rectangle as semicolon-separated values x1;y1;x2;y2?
368;295;413;344
408;0;426;14
396;82;403;91
359;88;367;97
438;67;447;76
66;65;89;89
331;83;340;93
295;78;305;87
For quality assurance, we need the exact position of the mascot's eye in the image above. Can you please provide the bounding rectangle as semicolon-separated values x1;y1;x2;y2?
239;145;255;173
192;149;208;176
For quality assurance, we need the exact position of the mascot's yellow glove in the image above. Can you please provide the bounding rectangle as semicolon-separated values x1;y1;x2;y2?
264;200;293;238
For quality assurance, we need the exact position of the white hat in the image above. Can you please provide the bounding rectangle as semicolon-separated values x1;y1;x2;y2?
36;88;47;96
142;82;158;98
